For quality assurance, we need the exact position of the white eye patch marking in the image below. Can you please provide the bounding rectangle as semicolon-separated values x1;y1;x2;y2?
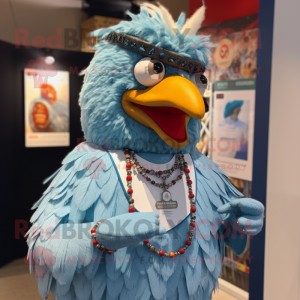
150;74;159;80
134;57;165;87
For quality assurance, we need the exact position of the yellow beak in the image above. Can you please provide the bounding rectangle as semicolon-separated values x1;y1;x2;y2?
122;75;205;148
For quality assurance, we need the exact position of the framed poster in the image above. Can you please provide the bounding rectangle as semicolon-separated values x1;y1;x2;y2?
24;68;70;147
212;79;256;181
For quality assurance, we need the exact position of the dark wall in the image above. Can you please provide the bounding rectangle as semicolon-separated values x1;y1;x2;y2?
249;0;274;298
0;40;93;267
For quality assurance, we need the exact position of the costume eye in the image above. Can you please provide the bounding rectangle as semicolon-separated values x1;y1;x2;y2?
190;73;208;96
153;62;163;73
134;57;165;86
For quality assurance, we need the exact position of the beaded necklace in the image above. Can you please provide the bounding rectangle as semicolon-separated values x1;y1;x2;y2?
91;149;196;257
126;149;196;257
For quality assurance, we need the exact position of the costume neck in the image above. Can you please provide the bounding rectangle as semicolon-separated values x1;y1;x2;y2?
137;153;173;164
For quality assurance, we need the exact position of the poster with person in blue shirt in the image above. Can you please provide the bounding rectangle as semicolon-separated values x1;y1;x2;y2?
219;100;248;160
212;79;255;181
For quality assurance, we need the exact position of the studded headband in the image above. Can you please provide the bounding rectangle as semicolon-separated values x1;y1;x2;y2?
103;31;206;74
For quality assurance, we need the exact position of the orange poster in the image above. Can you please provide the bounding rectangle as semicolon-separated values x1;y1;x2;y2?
24;66;70;147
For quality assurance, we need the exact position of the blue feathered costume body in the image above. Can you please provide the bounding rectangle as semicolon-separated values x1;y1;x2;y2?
28;4;264;300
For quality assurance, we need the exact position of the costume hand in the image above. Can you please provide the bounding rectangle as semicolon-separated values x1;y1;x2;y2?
96;212;166;250
217;198;264;236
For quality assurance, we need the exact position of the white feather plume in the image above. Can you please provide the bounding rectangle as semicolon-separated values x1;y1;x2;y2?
180;6;206;36
140;2;177;32
140;2;161;18
157;3;177;32
139;2;205;35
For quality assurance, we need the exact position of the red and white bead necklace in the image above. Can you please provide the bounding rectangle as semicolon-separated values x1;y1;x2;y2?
90;221;117;255
91;149;197;257
125;149;196;257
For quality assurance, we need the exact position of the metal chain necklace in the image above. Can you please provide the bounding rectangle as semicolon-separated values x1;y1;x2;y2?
91;149;197;257
125;149;196;257
126;150;187;202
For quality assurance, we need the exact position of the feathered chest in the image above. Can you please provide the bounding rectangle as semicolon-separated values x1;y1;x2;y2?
28;145;240;300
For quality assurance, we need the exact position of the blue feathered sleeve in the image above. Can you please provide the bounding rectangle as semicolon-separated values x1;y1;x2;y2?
27;143;129;299
191;151;247;255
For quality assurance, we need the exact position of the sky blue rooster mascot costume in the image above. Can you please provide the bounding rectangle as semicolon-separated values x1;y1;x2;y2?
27;4;264;300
